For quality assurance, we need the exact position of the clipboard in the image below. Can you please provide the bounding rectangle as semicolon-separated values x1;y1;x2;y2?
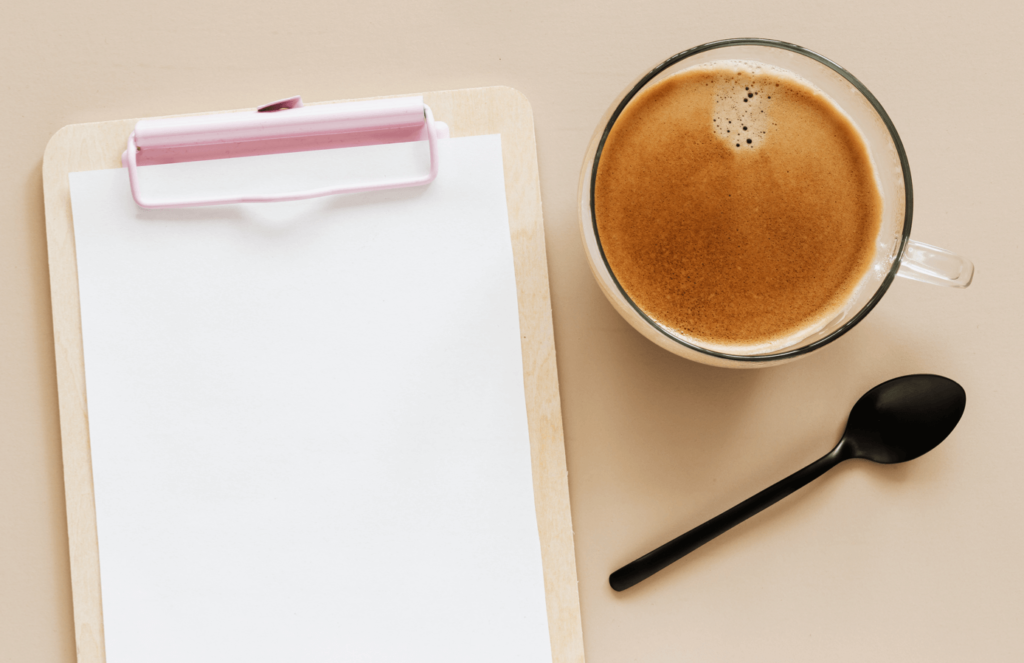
43;86;584;663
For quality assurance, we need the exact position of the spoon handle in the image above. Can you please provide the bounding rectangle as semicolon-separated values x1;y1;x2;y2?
609;445;847;591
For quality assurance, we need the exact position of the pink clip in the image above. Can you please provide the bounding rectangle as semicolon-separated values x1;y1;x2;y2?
121;96;447;209
257;96;304;112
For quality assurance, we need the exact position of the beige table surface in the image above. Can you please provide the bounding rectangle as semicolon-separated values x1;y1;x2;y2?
3;1;1022;661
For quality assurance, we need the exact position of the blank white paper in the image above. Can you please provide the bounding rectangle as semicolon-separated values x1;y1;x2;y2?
69;135;552;663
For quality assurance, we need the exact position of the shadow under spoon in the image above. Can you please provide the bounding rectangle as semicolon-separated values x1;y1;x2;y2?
609;373;967;592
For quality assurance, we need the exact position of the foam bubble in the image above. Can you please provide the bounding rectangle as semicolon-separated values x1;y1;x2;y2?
701;60;808;152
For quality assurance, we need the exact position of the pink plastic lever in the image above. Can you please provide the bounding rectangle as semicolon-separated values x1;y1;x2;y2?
121;96;446;209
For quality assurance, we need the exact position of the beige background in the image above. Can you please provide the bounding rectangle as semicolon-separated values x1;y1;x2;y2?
2;1;1022;662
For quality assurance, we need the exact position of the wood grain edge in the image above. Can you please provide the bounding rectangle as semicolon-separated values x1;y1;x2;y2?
44;124;110;663
42;88;584;663
500;87;584;663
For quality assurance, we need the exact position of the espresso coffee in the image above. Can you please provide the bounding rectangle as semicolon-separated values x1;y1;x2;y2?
594;61;882;349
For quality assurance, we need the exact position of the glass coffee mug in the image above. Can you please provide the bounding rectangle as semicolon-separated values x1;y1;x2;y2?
578;38;973;368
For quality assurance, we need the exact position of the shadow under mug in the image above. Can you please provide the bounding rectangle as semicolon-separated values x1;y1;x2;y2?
578;38;974;368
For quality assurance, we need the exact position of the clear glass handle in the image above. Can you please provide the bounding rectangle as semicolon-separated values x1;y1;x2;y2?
897;239;974;288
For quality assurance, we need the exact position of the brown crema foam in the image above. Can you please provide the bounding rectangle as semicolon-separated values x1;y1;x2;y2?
594;61;883;349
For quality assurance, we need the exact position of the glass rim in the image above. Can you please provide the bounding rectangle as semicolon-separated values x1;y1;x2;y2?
588;37;914;363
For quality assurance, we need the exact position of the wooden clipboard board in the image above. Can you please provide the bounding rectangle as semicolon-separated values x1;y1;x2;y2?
43;85;584;663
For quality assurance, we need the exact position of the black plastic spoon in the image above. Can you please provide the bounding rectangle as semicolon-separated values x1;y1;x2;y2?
609;374;966;592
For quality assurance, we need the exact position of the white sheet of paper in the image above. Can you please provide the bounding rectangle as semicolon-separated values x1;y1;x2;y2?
69;135;552;663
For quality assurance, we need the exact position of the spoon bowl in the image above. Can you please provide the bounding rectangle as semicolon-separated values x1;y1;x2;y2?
841;374;966;464
609;374;967;591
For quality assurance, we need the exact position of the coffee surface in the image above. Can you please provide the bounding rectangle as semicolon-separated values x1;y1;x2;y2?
594;61;882;349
